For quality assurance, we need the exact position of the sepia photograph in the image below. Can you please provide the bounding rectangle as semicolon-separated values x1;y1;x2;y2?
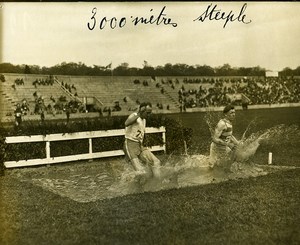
0;1;299;244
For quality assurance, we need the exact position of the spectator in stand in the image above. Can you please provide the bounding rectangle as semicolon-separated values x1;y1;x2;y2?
182;103;186;112
241;97;248;110
113;102;122;111
14;103;23;127
21;99;30;115
40;107;45;123
97;107;103;117
65;106;71;123
50;95;56;103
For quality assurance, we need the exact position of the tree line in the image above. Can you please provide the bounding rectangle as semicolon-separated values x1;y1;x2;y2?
0;62;299;77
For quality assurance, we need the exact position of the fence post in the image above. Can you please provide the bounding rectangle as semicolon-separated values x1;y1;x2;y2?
46;141;50;159
162;128;166;153
89;138;93;154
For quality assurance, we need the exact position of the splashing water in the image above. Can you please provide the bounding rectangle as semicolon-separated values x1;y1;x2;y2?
235;124;300;162
17;120;299;203
204;110;299;164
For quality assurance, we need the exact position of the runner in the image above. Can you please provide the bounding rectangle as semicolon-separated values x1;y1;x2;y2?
123;102;161;178
209;105;239;168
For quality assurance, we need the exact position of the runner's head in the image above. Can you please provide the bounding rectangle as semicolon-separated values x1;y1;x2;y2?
223;104;235;121
139;102;152;118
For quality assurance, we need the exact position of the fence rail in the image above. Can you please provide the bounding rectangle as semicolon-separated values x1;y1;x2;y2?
4;127;166;168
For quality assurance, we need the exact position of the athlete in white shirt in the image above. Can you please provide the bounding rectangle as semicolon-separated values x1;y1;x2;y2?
124;102;161;178
210;105;239;167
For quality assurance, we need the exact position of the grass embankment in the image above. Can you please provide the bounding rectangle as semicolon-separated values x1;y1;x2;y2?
1;168;299;244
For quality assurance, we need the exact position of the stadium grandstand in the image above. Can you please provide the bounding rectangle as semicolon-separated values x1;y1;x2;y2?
1;73;300;122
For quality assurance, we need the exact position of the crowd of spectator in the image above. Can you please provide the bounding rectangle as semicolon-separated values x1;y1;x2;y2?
32;76;54;87
172;76;300;109
61;81;77;95
132;79;170;111
12;76;56;90
13;99;31;126
8;75;300;124
14;78;24;85
133;79;149;86
285;77;300;102
11;78;24;90
238;77;300;105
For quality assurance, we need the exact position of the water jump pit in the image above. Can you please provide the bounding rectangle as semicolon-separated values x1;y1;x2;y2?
9;155;296;203
6;123;299;203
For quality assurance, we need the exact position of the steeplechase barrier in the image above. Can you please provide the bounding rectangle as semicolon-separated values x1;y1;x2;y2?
4;126;166;168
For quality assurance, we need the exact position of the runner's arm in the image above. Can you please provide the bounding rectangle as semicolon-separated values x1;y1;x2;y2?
230;135;240;145
125;113;140;127
211;122;228;146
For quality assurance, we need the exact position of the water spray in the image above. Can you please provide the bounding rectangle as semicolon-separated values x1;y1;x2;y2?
183;140;188;156
241;118;257;142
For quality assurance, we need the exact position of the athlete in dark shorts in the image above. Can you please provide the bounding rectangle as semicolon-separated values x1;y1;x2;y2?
123;102;161;178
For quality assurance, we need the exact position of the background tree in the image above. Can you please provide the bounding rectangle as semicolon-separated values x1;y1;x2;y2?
114;63;130;76
293;66;300;76
0;61;293;77
24;65;31;74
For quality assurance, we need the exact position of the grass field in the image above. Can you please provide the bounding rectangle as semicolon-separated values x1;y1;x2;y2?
0;107;300;244
1;168;299;244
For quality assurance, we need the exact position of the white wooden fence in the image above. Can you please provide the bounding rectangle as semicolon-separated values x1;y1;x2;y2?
4;127;166;168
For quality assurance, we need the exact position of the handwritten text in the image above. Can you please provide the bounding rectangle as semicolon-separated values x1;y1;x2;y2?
193;3;252;28
87;6;177;30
